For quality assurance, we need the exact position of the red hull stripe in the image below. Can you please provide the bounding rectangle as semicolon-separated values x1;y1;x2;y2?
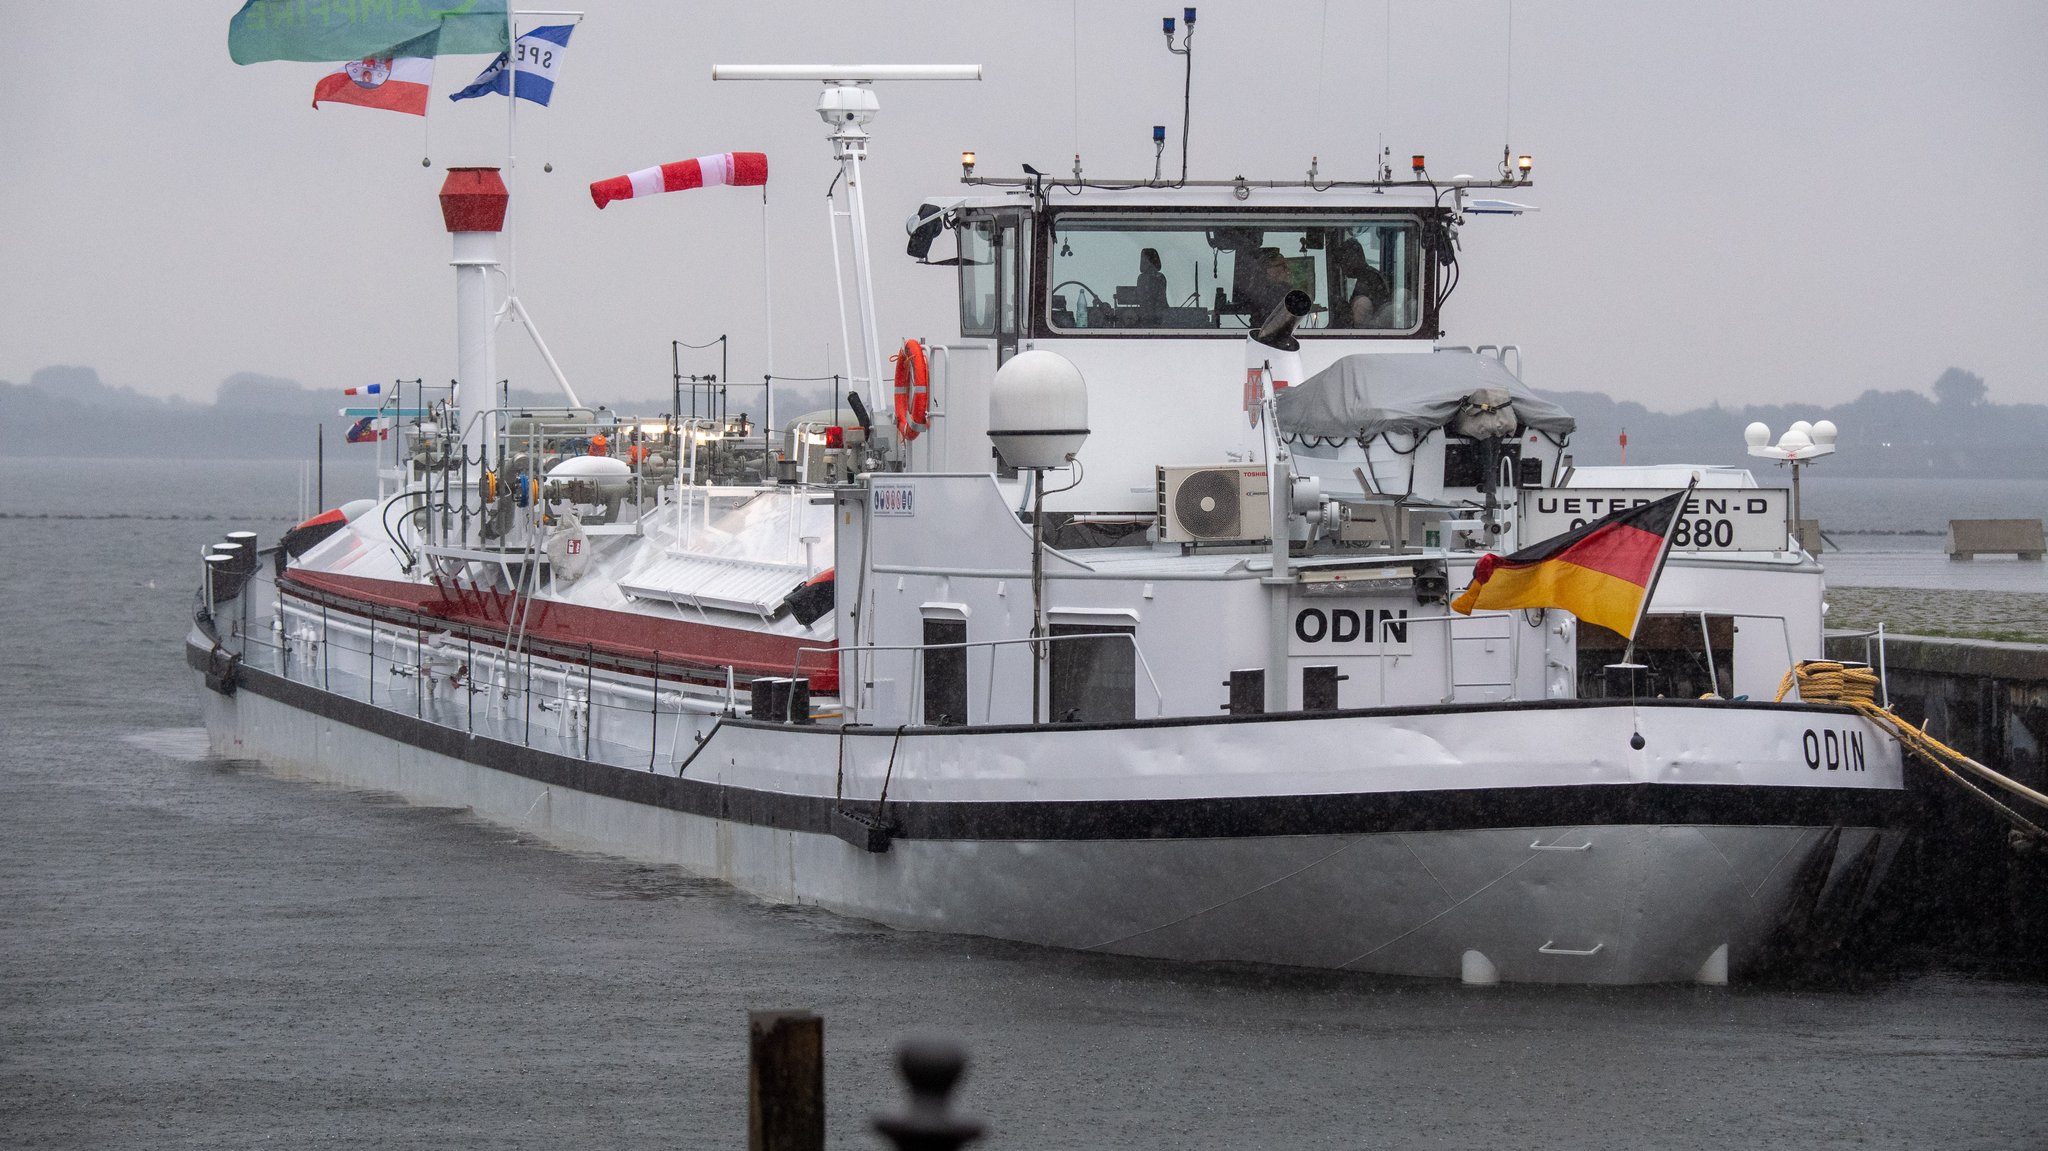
282;570;838;690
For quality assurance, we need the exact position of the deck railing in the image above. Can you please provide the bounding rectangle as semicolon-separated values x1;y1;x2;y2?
800;632;1168;728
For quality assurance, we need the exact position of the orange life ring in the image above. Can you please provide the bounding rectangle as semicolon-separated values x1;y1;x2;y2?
891;338;930;441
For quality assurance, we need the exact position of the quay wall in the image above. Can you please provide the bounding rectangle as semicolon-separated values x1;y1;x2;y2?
1824;633;2048;971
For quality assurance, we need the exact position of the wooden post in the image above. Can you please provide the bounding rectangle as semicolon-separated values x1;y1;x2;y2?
748;1010;824;1151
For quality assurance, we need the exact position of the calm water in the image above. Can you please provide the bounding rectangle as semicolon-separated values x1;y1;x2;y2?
4;459;2046;1149
1804;475;2048;594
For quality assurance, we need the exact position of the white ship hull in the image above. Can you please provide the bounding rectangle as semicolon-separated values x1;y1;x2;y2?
186;114;1915;986
195;632;1907;985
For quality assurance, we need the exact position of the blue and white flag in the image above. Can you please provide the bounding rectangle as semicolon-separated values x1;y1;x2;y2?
449;24;574;106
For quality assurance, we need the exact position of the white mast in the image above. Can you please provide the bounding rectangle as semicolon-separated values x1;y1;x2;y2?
488;10;587;410
711;65;981;418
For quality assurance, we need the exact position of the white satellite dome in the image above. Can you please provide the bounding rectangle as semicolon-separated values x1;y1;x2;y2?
988;351;1089;470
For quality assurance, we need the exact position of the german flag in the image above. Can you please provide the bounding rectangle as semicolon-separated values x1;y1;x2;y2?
1450;490;1687;637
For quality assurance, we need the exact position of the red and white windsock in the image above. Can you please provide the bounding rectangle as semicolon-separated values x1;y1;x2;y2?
589;152;769;209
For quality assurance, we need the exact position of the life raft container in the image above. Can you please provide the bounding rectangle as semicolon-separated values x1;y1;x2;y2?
892;338;930;441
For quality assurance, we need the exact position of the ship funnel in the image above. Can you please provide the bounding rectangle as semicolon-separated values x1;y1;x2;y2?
439;168;507;462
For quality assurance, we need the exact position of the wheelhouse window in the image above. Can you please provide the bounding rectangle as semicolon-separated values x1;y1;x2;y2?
958;220;997;336
957;213;1028;342
1043;214;1424;336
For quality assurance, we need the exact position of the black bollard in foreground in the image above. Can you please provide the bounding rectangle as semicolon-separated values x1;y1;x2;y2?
871;1038;985;1151
749;1010;824;1151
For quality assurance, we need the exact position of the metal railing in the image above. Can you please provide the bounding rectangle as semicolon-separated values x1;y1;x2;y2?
255;595;745;774
797;631;1167;728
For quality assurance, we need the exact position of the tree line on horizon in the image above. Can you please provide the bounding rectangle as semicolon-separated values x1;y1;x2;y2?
3;364;2040;477
1546;368;2044;477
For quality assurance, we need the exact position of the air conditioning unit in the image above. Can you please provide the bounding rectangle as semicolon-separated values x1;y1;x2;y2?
1157;465;1273;544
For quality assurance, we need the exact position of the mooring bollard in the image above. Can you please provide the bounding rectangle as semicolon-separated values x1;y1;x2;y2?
872;1038;985;1151
748;1009;824;1151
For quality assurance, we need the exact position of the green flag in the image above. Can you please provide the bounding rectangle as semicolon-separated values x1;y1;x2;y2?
229;0;510;65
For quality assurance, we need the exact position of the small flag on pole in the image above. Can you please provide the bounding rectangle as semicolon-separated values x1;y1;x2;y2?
311;30;439;117
342;384;383;396
1450;490;1689;638
344;416;387;443
449;24;575;106
589;152;769;209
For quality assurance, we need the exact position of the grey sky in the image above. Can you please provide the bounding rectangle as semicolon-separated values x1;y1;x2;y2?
4;1;2044;413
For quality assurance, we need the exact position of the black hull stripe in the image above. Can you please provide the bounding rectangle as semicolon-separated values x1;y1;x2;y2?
192;642;1911;842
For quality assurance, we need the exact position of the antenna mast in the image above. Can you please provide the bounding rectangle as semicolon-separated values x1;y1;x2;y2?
712;65;981;417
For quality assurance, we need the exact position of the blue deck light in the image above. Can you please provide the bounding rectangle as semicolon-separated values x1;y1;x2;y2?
1185;8;1197;24
1153;125;1166;142
1162;16;1175;34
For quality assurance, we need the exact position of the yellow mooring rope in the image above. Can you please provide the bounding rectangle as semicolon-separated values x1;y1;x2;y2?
1777;660;2048;843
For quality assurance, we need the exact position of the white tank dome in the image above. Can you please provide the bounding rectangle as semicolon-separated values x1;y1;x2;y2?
547;453;632;495
987;350;1089;470
548;455;632;482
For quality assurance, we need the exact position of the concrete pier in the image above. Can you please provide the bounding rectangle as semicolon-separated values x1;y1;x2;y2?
1826;632;2048;971
1946;518;2046;562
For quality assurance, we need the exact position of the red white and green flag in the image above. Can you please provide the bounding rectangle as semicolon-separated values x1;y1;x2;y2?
312;30;439;116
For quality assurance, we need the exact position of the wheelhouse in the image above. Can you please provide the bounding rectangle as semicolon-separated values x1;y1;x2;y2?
946;199;1449;345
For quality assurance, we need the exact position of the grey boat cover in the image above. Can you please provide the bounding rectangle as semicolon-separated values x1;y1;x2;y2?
1274;351;1577;440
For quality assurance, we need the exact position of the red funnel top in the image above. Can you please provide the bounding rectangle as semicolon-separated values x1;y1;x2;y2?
439;167;508;233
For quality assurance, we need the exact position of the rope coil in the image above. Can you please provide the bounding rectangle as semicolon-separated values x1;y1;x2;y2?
1774;660;1882;706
